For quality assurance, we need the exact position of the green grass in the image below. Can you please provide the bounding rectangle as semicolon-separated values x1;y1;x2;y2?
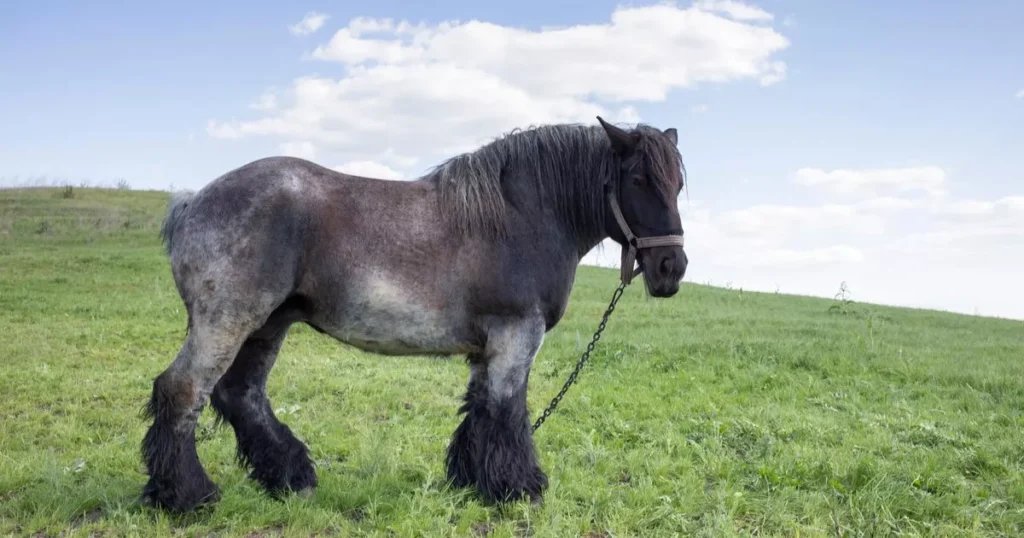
2;187;1023;537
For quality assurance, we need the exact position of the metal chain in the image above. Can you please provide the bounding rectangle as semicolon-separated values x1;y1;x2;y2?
531;281;628;432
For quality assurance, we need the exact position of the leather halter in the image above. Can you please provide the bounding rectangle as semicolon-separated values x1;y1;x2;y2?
605;183;686;285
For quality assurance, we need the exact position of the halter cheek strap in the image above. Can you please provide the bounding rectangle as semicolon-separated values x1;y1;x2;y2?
606;186;686;285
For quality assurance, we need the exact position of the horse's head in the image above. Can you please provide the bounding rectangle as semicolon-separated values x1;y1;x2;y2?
597;116;687;298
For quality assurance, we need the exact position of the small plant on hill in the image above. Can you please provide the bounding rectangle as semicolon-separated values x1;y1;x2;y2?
61;184;75;199
828;281;856;315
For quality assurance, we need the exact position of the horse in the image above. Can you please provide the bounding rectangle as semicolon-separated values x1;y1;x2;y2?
141;116;688;512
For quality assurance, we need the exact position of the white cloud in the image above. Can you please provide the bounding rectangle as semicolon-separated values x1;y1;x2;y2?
903;224;1024;246
931;199;996;217
250;90;278;111
279;141;317;159
1016;89;1024;99
745;245;864;267
692;104;709;113
209;3;790;171
309;9;788;97
854;196;922;211
926;196;1024;242
717;203;887;236
334;160;403;180
1003;196;1024;211
694;0;774;22
794;166;947;198
289;12;329;36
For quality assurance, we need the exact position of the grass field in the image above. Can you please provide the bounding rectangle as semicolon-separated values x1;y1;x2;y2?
2;186;1023;537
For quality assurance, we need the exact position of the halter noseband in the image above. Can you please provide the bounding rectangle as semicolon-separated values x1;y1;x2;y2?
605;183;686;286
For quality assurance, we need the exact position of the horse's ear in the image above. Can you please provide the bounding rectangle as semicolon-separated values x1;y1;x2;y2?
597;116;639;156
663;128;678;145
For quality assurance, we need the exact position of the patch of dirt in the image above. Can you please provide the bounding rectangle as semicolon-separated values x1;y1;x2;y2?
347;507;367;523
514;519;534;537
243;525;283;538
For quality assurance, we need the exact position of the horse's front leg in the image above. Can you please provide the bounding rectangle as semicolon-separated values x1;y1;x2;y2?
447;317;548;504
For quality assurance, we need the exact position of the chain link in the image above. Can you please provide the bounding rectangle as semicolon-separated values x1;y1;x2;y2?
531;281;628;432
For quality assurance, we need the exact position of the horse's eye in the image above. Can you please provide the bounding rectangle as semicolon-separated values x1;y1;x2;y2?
632;174;647;186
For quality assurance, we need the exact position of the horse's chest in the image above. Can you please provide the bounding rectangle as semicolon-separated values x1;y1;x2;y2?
315;275;470;355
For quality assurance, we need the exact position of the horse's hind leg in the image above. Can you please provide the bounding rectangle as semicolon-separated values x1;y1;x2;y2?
141;317;256;512
210;308;317;497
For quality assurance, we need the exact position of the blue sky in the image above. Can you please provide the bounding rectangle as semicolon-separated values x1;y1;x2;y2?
2;1;1023;319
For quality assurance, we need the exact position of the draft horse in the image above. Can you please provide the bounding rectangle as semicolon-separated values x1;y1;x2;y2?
141;116;688;512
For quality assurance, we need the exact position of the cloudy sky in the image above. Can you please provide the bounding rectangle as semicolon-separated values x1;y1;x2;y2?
2;1;1023;319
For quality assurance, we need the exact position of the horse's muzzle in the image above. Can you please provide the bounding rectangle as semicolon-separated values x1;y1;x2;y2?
641;246;687;297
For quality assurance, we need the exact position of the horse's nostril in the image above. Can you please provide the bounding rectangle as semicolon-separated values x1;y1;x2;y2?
660;256;674;275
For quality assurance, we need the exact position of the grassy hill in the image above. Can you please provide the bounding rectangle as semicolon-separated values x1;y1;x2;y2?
1;187;1022;537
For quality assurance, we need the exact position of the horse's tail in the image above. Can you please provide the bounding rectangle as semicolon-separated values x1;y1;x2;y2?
160;190;195;255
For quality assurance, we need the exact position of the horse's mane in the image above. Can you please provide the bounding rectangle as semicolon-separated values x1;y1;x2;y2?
429;122;684;240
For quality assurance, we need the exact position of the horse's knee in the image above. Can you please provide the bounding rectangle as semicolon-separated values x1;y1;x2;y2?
484;319;544;404
145;368;199;424
141;365;207;465
209;375;249;424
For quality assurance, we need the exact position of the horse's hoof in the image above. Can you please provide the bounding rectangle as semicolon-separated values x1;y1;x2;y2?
529;493;544;508
140;479;220;513
295;487;316;499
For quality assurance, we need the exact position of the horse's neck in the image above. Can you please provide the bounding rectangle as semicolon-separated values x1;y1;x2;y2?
524;167;610;259
557;168;611;258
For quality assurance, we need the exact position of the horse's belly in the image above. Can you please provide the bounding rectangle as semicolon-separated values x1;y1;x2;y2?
325;314;468;355
312;276;476;356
